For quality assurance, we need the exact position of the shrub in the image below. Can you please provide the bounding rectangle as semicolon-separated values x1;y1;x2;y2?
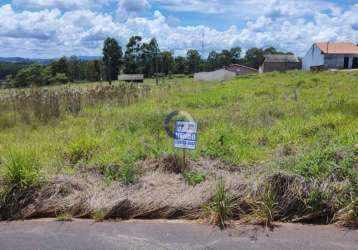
65;136;98;164
205;179;233;230
12;64;49;88
183;171;206;186
49;73;69;85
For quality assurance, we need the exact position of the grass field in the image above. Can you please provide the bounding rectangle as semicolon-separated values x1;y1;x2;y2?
0;71;357;224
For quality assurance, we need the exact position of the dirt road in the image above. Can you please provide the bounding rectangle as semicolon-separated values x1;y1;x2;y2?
0;220;356;250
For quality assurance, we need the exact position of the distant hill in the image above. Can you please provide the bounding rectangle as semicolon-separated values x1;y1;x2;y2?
0;57;55;65
0;56;102;65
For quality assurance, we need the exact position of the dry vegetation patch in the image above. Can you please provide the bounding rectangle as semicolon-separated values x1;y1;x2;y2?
1;157;355;227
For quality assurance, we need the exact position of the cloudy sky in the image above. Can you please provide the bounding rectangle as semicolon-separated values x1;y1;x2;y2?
0;0;357;58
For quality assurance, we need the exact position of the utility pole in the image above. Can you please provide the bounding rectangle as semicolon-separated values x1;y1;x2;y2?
201;29;206;72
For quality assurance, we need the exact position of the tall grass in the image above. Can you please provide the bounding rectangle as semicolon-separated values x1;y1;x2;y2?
0;83;150;125
205;179;234;229
2;148;41;191
0;148;41;218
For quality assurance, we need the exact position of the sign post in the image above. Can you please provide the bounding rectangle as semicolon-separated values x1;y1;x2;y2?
174;121;198;167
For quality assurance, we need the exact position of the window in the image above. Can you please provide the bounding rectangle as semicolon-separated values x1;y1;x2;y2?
352;58;358;69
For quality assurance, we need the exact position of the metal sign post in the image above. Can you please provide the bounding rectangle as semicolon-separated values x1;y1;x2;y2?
174;121;198;167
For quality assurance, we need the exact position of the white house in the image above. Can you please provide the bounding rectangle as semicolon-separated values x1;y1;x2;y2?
303;42;358;71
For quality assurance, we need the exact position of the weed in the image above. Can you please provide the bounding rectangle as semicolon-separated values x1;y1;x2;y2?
56;213;73;222
183;171;206;185
93;210;105;222
102;164;121;183
205;179;234;230
247;184;277;228
305;186;328;212
120;155;137;185
65;136;98;164
334;199;358;227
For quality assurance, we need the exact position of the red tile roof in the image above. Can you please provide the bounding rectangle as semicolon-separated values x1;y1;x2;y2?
316;42;358;54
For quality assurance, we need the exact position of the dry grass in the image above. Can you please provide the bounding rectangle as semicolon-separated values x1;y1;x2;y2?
0;83;150;125
1;158;352;228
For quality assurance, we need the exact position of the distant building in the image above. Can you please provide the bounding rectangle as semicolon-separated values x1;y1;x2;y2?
194;69;236;81
118;74;144;83
303;42;358;71
225;64;258;75
260;54;301;73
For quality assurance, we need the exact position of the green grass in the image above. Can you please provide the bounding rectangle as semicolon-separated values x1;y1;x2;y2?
1;148;41;191
0;71;358;185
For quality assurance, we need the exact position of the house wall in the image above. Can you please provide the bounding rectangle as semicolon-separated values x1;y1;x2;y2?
324;54;357;69
303;44;324;70
262;62;301;72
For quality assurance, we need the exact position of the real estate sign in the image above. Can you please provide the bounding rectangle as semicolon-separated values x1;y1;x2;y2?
174;121;197;150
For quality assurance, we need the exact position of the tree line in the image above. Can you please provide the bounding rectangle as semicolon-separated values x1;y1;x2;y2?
0;36;293;88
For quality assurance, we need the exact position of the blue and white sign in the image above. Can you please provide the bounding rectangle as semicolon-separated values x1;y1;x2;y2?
174;121;198;150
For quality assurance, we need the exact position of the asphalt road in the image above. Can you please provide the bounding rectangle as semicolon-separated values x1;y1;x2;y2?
0;220;357;250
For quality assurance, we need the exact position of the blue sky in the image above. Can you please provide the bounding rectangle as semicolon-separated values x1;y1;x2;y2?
0;0;357;58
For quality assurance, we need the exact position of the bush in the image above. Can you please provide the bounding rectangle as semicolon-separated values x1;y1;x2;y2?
12;64;51;87
49;73;69;85
65;136;98;164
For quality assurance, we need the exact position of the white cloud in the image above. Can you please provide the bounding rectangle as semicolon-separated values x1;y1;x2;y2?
0;3;357;58
117;0;151;19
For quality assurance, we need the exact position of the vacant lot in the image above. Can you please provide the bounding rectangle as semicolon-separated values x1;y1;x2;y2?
0;71;357;226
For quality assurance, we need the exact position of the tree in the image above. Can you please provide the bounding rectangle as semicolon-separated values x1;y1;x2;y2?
103;37;123;85
207;51;219;71
67;56;80;82
12;64;52;87
174;56;187;74
49;73;69;85
141;38;161;78
243;48;265;69
124;36;143;74
186;49;201;74
161;51;174;75
86;60;101;82
51;57;69;77
230;47;242;64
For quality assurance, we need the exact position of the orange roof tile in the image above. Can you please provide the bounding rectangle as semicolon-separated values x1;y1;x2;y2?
316;42;358;54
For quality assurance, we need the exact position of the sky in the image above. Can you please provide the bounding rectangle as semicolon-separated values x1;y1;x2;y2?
0;0;357;58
